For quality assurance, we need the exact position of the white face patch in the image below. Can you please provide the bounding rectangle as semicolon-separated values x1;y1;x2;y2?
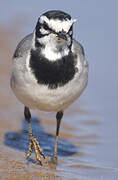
39;15;76;33
41;47;69;61
36;33;69;61
40;27;49;35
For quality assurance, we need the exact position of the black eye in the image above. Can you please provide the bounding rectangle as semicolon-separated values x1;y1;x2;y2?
43;23;49;30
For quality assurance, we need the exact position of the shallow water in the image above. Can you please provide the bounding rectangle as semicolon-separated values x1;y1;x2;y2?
0;1;118;179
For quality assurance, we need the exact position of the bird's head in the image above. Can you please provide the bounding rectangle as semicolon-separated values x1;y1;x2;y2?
34;10;76;49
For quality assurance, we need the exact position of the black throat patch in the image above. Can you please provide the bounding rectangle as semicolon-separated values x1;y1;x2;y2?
29;49;76;89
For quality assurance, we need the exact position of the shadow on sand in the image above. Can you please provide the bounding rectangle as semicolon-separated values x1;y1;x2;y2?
4;117;78;163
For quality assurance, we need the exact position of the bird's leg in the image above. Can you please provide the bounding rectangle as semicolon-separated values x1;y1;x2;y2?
52;111;63;164
24;106;45;165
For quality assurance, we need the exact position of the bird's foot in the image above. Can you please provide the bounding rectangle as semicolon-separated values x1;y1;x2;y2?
26;134;45;165
51;155;58;165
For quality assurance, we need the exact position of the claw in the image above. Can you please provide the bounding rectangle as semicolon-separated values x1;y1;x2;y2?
26;134;45;164
35;139;45;159
26;141;33;159
33;139;42;164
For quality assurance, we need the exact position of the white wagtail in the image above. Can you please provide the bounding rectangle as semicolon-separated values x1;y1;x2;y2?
10;10;88;165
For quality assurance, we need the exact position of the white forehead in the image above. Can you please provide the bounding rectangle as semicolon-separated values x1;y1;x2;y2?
39;15;76;32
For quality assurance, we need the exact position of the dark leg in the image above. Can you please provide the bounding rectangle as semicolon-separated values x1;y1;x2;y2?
24;106;45;165
52;111;63;164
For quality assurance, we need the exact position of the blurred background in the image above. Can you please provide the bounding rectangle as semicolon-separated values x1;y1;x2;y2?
0;0;118;179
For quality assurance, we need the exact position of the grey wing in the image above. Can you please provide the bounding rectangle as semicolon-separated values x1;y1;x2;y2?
13;33;33;58
72;39;85;57
72;39;89;71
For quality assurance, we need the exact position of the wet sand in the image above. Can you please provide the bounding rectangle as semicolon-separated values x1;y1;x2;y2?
0;20;118;180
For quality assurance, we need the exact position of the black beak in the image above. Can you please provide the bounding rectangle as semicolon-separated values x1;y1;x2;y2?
57;31;67;40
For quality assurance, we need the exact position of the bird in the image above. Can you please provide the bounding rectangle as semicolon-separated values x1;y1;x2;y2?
10;10;88;165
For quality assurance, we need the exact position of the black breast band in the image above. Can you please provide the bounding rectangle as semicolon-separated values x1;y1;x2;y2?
30;49;76;89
